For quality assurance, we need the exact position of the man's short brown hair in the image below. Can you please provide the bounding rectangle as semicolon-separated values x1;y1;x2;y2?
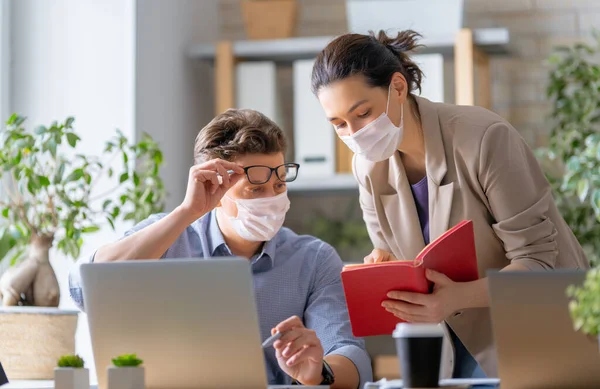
194;108;287;164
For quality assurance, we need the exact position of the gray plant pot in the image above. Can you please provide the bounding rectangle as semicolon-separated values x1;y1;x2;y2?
107;366;145;389
54;368;89;389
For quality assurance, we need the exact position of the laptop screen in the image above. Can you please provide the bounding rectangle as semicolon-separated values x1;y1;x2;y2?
0;361;8;386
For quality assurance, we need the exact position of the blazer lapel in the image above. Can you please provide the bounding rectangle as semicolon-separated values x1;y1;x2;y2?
379;152;425;260
416;97;455;241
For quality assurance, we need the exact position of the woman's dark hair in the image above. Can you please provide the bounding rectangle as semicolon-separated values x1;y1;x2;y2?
311;30;424;97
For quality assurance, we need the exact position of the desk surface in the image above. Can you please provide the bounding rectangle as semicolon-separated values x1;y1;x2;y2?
5;378;501;389
4;381;98;389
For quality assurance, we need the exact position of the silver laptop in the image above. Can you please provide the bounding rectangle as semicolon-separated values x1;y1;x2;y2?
81;258;328;389
489;270;600;389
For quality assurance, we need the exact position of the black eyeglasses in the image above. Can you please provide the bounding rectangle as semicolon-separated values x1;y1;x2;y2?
241;163;300;185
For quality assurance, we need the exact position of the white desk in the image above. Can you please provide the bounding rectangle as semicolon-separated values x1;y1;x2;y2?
4;381;98;389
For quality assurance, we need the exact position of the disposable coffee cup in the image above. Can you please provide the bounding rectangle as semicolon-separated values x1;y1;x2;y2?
393;323;444;388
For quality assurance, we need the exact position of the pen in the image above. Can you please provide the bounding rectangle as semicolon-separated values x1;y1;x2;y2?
262;331;283;349
216;170;236;185
195;169;236;184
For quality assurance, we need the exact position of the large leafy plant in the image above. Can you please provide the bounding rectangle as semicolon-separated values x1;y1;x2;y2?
0;114;165;307
537;34;600;265
567;268;600;337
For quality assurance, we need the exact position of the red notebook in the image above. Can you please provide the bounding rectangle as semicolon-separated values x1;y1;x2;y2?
341;220;479;337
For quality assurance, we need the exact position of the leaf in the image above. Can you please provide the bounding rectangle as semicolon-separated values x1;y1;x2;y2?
0;228;13;261
102;199;112;210
108;167;113;177
577;178;590;202
34;126;47;135
592;190;600;221
133;172;140;186
65;117;75;128
27;180;36;195
65;168;84;182
123;152;129;165
66;133;80;148
106;217;115;230
81;226;100;233
38;175;50;187
9;246;26;266
1;208;9;219
119;172;129;183
48;139;57;157
54;162;66;183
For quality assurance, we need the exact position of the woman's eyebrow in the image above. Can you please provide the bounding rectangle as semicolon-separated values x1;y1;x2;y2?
327;99;369;121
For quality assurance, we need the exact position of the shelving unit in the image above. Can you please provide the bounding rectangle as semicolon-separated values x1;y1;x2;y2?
287;174;358;192
188;28;511;192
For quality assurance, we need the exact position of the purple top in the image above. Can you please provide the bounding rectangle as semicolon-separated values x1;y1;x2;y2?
410;176;430;245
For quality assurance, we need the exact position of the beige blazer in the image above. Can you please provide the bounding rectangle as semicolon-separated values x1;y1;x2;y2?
353;96;589;378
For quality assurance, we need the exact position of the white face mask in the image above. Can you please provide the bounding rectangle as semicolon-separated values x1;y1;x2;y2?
224;191;291;242
340;84;404;162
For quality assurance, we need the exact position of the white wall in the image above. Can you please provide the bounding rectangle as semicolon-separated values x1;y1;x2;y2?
136;0;219;211
9;0;220;382
10;0;136;381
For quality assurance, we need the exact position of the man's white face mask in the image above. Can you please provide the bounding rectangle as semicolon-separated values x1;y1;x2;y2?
224;191;291;242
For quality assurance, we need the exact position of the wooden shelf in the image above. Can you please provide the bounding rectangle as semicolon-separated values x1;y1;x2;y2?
189;28;511;191
187;28;510;61
287;174;358;192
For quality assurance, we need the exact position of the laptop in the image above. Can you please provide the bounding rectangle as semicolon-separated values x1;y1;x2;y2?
488;270;600;389
80;258;328;389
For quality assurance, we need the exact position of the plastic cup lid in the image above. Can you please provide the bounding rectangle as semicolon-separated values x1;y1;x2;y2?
392;322;444;338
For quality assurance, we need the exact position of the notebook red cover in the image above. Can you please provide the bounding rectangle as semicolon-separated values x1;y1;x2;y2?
341;220;479;337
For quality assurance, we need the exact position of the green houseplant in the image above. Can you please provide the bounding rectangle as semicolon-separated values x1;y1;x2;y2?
55;354;88;389
305;200;372;262
57;355;85;368
112;354;143;367
567;269;600;339
108;354;145;389
537;33;600;265
0;114;165;307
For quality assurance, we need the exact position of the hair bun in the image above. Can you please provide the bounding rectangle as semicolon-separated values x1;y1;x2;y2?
372;30;422;55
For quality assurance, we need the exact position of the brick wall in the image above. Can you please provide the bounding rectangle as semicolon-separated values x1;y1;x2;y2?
220;0;600;147
219;0;600;261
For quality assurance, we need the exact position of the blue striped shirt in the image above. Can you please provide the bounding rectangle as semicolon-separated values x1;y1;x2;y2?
69;210;372;387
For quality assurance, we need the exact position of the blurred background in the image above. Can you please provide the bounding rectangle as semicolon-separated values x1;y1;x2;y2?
0;0;599;383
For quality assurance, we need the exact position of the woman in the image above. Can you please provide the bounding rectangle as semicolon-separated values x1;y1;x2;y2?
311;30;589;379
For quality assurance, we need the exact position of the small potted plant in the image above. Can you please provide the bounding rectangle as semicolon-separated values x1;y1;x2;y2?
107;354;145;389
54;355;88;389
567;268;600;349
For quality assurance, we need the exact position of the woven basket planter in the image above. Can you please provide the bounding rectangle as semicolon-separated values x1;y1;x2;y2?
0;307;79;379
241;0;298;40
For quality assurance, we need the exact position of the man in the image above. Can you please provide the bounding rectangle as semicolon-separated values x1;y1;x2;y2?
69;109;372;388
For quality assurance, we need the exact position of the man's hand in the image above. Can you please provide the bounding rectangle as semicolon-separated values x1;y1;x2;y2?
364;248;397;264
381;269;463;323
178;159;245;221
272;316;324;386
